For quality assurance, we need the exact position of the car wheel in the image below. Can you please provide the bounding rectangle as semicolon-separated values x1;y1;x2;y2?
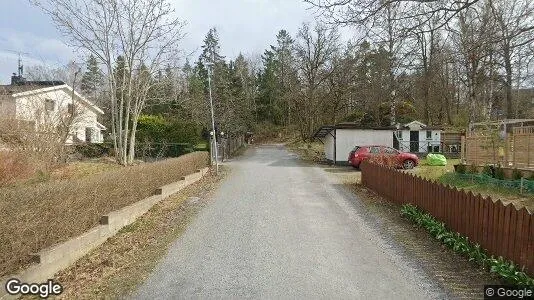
403;160;415;170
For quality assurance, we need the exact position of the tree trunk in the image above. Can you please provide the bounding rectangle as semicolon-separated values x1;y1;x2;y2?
503;44;514;119
128;119;138;164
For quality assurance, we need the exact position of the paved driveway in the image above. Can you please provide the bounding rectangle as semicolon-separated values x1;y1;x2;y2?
134;145;445;299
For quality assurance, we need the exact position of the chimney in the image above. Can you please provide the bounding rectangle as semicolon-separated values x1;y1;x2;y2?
11;73;26;85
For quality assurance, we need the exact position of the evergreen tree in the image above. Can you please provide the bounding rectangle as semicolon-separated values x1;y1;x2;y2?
200;28;225;65
80;54;103;100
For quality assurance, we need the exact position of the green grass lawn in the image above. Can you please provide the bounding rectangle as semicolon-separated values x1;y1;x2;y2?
409;158;533;211
409;158;460;181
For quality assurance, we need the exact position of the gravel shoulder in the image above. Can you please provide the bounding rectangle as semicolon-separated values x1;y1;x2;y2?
134;145;447;299
322;162;502;299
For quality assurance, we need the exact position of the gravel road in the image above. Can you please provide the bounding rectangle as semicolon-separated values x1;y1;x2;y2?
134;145;446;299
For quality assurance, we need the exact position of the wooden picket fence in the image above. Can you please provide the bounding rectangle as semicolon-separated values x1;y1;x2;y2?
361;162;534;275
462;126;534;169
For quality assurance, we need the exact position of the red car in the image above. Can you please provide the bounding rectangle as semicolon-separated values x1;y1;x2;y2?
348;145;419;169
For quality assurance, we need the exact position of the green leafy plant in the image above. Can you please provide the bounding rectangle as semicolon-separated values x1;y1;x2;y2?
482;165;493;176
494;167;506;180
400;204;534;286
455;164;467;174
468;164;479;174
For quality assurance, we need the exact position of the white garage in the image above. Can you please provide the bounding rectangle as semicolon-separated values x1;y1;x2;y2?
313;123;394;165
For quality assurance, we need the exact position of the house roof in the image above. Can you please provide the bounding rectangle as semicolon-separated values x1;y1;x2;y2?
313;121;444;138
96;121;107;130
312;123;395;138
1;83;104;115
0;81;65;95
398;120;443;130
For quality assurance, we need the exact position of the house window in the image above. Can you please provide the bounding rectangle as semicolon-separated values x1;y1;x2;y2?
426;130;432;140
45;99;56;111
397;130;403;140
67;103;74;115
85;127;93;143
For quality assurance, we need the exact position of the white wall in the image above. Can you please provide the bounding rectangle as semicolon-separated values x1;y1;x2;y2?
14;87;103;143
335;129;392;162
323;134;335;161
396;129;441;153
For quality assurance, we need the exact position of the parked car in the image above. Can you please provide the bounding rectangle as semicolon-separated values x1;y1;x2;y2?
348;145;419;169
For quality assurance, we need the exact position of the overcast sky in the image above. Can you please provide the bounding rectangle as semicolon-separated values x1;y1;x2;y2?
0;0;344;84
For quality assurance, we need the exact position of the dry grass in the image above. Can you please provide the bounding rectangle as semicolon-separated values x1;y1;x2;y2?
51;169;225;299
50;160;121;181
407;158;460;180
0;151;36;186
286;140;325;163
0;151;209;277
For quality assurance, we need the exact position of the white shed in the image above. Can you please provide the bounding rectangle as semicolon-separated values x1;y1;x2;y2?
394;121;442;153
313;123;394;165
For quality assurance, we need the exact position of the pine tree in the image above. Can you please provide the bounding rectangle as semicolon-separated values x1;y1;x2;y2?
200;28;225;65
80;54;103;100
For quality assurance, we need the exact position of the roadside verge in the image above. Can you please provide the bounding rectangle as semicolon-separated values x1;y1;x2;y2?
1;167;209;299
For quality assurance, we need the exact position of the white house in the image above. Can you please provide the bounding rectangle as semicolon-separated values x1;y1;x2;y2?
0;79;105;144
394;121;442;153
313;123;394;165
313;121;442;165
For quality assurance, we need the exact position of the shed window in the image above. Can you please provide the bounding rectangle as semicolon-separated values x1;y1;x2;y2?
426;130;432;139
397;131;403;140
45;99;55;111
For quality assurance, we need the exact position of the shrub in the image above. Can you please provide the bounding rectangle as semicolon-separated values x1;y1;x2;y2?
455;164;467;174
137;115;202;145
74;143;112;158
482;165;494;177
0;151;35;187
512;168;522;180
0;151;209;276
468;164;479;174
494;167;505;180
136;115;168;142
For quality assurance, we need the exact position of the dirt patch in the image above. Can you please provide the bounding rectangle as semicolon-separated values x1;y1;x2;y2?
346;183;503;299
47;168;226;299
285;141;326;163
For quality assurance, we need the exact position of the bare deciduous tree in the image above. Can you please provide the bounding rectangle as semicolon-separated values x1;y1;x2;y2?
32;0;186;165
294;23;340;139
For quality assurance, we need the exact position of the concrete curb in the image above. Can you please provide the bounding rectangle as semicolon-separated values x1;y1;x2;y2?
1;166;210;299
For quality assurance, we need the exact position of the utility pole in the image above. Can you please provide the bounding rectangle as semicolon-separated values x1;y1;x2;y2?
206;61;218;175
